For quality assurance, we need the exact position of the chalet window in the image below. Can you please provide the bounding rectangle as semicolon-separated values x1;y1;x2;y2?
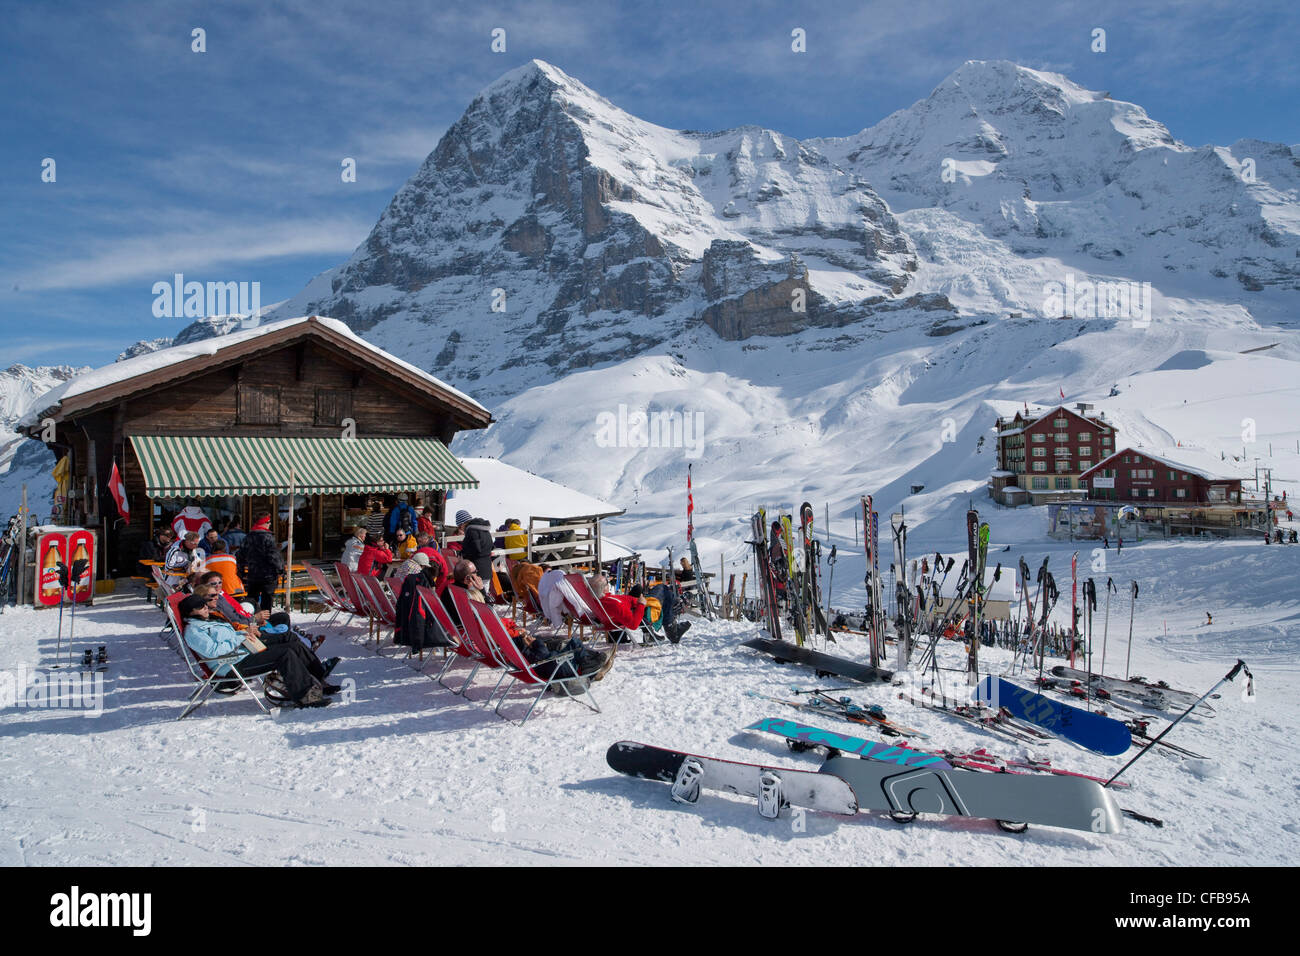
1032;477;1048;489
1033;462;1047;472
1183;473;1190;481
1055;477;1071;489
1168;470;1176;481
1079;447;1091;457
1032;433;1046;442
314;388;354;427
1080;460;1092;471
237;384;281;425
1054;418;1067;428
1176;488;1187;498
1148;489;1157;498
1033;447;1046;457
1102;436;1112;445
1054;432;1069;442
1055;462;1070;473
1079;431;1091;441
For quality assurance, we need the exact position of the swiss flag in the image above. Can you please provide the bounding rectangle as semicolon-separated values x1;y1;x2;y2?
109;460;129;524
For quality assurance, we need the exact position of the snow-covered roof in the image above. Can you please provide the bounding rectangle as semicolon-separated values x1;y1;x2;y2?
1083;446;1244;482
449;457;624;524
21;315;488;426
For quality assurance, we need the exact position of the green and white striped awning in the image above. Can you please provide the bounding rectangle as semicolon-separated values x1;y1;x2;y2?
130;435;479;498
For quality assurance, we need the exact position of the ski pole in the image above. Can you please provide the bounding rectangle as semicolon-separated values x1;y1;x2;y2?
1124;580;1138;679
1106;660;1253;788
1101;577;1116;676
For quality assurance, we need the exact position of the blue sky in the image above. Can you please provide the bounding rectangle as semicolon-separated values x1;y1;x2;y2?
3;0;1297;369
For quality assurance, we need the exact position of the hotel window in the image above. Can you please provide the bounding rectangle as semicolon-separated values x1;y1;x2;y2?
1033;462;1047;472
1079;431;1091;441
1033;447;1046;457
1032;477;1048;489
1176;488;1187;498
1079;460;1092;470
1055;477;1071;489
1055;462;1070;473
1054;418;1068;428
1079;447;1091;458
1032;433;1046;442
1102;436;1112;445
1168;471;1176;481
1054;432;1069;442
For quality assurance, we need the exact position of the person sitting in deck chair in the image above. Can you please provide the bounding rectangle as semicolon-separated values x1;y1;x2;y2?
394;554;456;653
178;593;336;709
356;532;393;577
204;539;243;596
590;574;691;643
447;560;613;681
194;572;340;672
165;532;205;576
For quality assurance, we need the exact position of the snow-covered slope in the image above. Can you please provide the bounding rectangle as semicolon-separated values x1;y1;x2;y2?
0;364;86;522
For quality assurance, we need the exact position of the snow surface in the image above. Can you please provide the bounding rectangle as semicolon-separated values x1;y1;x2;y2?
1;529;1296;865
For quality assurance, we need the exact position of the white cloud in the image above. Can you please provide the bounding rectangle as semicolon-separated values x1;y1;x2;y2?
14;217;373;292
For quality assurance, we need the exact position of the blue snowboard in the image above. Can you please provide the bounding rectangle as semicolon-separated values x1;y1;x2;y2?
977;677;1131;756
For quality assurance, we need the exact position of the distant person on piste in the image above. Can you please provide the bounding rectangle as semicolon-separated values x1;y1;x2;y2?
1205;611;1212;626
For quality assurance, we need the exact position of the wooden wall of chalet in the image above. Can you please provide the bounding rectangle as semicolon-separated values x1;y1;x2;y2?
66;340;468;574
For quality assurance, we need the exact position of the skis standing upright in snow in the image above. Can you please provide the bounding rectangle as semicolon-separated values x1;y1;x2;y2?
891;510;912;669
862;496;882;670
686;465;715;621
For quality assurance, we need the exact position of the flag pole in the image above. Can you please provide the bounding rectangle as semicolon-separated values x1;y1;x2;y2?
285;469;295;610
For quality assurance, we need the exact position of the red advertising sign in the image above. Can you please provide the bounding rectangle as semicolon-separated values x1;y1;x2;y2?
35;532;66;607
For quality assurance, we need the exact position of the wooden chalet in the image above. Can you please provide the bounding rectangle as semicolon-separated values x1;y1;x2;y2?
21;315;492;575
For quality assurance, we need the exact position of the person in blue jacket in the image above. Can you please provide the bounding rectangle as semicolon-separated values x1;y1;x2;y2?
178;593;334;708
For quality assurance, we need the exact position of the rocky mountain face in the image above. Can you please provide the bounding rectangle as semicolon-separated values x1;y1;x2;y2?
256;59;1297;403
270;60;936;400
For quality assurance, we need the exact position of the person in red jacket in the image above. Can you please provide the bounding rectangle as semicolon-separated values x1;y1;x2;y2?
357;533;393;577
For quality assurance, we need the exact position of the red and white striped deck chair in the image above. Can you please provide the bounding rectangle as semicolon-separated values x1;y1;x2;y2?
425;586;499;694
164;593;283;719
356;574;398;651
463;593;599;726
572;576;654;646
306;564;353;627
334;563;369;615
558;572;603;637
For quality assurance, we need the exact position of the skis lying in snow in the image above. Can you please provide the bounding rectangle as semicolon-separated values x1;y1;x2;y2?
1126;719;1208;760
897;692;1042;744
1049;665;1215;714
744;690;926;738
606;741;858;818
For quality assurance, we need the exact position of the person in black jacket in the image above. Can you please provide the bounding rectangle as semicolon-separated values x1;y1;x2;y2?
139;527;174;574
237;514;284;612
456;510;496;581
394;554;456;654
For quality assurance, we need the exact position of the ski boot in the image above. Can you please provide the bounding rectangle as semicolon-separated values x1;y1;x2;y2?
96;646;108;671
81;649;93;671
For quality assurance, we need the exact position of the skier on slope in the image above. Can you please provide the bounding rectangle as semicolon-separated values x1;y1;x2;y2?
1205;611;1212;626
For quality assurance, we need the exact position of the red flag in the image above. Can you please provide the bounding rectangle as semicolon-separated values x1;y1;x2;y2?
109;460;129;524
686;465;694;542
1059;386;1065;399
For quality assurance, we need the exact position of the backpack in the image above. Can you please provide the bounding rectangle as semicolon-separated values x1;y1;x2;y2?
643;595;663;626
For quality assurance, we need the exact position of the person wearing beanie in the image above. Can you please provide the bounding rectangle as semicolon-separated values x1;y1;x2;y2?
457;512;496;580
177;592;332;708
237;513;284;612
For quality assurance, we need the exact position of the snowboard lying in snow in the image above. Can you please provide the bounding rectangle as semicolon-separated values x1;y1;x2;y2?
744;717;948;769
977;676;1132;756
742;637;893;683
821;755;1124;833
606;741;858;817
